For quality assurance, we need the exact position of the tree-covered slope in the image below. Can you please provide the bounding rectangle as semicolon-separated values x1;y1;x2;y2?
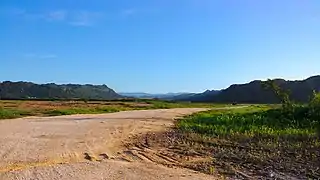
185;76;320;103
0;81;121;100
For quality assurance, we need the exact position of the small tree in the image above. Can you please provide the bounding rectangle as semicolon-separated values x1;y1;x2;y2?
261;79;293;112
309;90;320;137
309;90;320;109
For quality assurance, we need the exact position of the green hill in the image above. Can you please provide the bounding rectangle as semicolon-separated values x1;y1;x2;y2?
0;81;121;100
184;75;320;103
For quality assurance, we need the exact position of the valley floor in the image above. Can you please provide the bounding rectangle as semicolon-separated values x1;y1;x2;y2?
0;108;217;180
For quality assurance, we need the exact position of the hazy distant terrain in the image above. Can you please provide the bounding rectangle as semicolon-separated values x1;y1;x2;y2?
119;92;193;99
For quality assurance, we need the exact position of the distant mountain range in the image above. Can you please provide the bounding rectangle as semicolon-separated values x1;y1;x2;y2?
0;81;121;100
173;90;221;101
1;75;320;103
178;75;320;103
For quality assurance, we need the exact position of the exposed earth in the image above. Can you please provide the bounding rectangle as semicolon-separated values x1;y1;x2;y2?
0;108;218;180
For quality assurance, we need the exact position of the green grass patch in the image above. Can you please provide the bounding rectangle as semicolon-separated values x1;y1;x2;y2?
44;107;121;116
176;105;320;179
178;106;317;137
0;108;34;119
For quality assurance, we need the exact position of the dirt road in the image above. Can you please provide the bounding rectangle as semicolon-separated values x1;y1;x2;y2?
0;108;217;180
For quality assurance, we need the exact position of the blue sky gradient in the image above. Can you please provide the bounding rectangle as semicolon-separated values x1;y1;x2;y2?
1;0;320;93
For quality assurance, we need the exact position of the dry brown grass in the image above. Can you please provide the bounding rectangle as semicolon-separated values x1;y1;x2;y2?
0;100;151;110
0;100;217;119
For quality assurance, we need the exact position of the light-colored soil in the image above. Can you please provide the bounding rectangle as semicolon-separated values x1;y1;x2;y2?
0;108;217;180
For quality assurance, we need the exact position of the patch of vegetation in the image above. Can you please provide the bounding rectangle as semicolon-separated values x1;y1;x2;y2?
44;107;121;116
0;108;34;119
178;107;317;137
175;108;319;179
173;82;320;179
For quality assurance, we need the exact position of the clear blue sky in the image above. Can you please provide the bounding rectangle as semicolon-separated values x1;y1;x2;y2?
1;0;319;93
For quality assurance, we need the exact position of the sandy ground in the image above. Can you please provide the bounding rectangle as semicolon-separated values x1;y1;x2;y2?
0;108;217;180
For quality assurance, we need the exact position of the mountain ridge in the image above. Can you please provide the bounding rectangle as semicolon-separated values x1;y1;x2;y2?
1;75;320;103
181;75;320;103
0;81;121;100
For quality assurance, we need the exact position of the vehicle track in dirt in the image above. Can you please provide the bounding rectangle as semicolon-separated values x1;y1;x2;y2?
0;108;219;180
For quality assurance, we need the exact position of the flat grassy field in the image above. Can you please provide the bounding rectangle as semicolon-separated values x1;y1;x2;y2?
0;99;225;119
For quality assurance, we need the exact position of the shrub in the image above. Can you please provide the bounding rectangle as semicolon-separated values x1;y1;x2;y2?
309;91;320;136
261;79;294;113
